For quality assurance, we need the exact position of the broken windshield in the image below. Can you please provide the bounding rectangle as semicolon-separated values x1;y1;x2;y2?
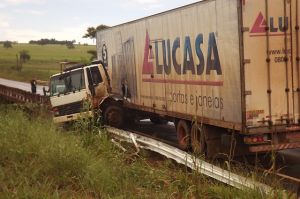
50;69;85;96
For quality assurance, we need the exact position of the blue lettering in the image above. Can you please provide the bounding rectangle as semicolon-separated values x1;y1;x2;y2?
151;32;222;76
163;40;171;75
269;17;289;33
270;17;278;32
183;36;195;74
172;37;181;75
279;17;288;32
206;33;222;75
155;41;163;74
195;34;205;75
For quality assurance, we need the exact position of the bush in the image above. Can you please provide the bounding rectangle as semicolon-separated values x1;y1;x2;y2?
3;41;12;48
87;50;97;61
66;42;75;49
19;50;31;63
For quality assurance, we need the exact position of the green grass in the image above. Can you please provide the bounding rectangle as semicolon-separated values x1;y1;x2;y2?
0;43;95;82
0;105;278;198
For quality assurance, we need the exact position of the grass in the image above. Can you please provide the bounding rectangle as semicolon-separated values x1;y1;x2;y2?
0;104;280;198
0;43;95;82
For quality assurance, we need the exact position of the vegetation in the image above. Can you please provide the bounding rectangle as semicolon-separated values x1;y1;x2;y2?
0;105;272;198
3;41;12;48
66;42;75;49
87;50;97;61
0;43;95;82
13;50;32;71
29;38;76;46
19;50;31;63
83;25;110;39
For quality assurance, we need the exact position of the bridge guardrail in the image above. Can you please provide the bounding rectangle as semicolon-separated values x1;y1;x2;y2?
0;84;50;105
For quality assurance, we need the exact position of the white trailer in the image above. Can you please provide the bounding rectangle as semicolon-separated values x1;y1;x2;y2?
51;0;300;157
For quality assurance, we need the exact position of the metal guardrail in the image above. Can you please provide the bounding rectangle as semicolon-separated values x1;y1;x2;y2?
106;127;275;195
0;84;49;105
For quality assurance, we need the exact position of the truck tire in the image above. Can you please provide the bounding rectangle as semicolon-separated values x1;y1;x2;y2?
191;123;206;155
176;120;190;150
104;105;124;128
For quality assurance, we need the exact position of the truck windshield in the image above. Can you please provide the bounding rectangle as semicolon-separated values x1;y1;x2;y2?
50;69;85;96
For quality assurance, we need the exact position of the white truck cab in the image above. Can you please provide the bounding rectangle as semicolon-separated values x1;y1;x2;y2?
49;61;112;123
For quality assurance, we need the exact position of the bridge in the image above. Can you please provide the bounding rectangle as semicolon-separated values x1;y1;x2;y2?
0;78;49;105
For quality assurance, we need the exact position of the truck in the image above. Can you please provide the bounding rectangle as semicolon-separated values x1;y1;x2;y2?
49;0;300;157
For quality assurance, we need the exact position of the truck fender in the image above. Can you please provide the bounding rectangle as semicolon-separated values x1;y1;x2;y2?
98;95;123;113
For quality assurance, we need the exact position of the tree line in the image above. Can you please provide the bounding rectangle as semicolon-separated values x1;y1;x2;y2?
29;38;76;46
0;41;18;44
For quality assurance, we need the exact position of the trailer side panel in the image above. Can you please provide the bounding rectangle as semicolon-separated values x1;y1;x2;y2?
97;0;242;129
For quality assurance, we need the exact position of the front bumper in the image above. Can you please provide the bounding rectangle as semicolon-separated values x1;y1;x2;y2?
53;111;93;123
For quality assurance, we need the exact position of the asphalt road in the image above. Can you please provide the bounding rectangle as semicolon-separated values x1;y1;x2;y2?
130;119;300;178
0;77;48;96
277;149;300;178
127;119;178;144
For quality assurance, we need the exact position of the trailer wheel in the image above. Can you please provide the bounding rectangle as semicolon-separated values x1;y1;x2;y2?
176;120;190;150
104;105;124;128
191;123;206;155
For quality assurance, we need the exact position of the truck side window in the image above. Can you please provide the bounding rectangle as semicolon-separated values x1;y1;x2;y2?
90;66;103;85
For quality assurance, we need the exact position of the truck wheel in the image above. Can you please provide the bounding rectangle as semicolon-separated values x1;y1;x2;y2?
176;120;190;150
191;123;206;155
104;105;124;128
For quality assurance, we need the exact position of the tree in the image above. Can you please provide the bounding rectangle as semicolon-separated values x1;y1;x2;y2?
66;42;75;49
83;27;96;39
83;25;110;39
29;38;76;45
3;41;12;48
19;50;31;63
16;50;31;71
96;25;110;32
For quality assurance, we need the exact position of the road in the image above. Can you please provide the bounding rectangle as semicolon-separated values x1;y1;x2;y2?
277;149;300;178
128;120;177;144
0;77;48;96
130;120;300;178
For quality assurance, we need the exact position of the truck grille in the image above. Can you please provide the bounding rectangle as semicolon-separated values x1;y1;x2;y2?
55;101;84;117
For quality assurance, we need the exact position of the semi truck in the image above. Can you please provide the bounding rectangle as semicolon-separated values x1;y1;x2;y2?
50;0;300;157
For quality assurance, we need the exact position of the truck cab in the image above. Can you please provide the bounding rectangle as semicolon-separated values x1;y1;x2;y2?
49;61;111;123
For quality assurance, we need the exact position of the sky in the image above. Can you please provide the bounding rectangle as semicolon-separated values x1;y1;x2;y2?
0;0;199;44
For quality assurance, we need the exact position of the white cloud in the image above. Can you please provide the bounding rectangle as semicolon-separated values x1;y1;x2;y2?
0;23;94;44
28;10;44;15
0;13;10;28
0;3;7;8
0;21;10;28
3;0;45;5
121;0;163;11
130;0;160;4
13;9;45;15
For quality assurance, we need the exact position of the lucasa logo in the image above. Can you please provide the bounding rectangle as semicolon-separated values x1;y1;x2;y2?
250;12;289;37
142;30;222;77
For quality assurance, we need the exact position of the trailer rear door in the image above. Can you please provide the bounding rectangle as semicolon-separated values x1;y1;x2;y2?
243;0;299;128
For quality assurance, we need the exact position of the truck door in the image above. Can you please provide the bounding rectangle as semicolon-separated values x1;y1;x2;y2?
86;65;108;108
243;0;298;127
